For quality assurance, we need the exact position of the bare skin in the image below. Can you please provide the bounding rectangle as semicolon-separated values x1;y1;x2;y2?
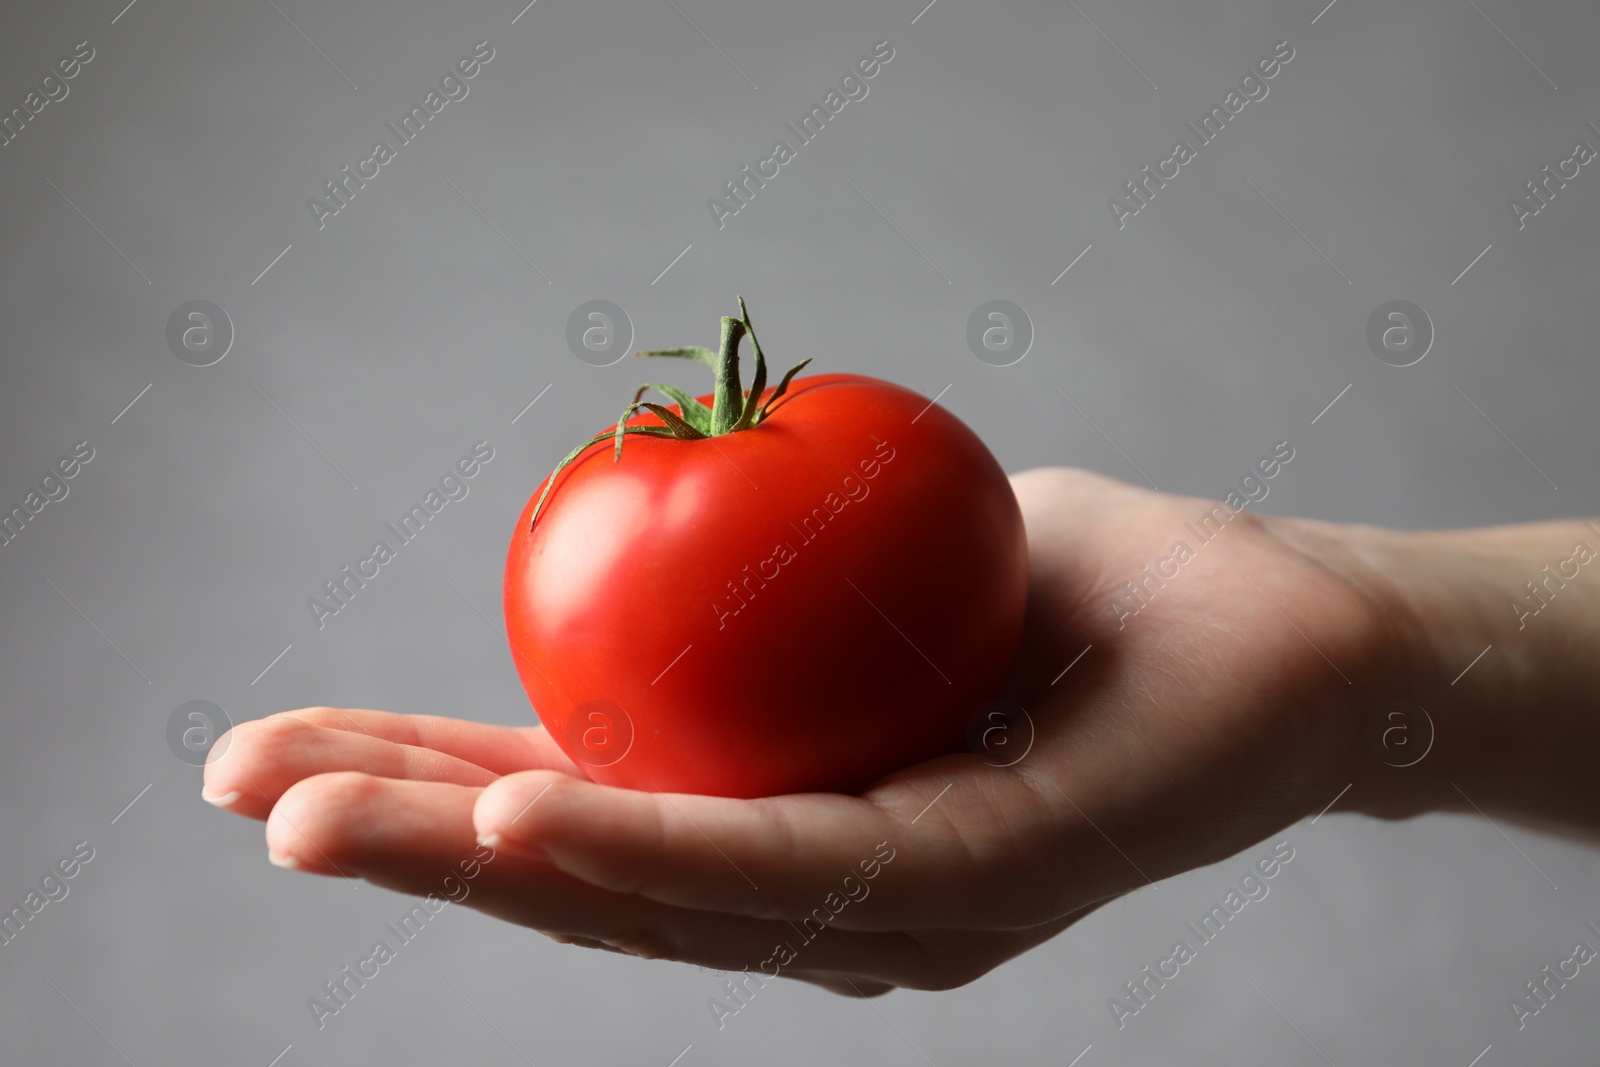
202;467;1600;996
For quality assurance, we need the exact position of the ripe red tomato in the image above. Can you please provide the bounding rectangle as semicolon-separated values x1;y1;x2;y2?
503;307;1026;797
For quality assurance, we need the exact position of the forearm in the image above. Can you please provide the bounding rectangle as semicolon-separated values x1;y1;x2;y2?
1332;516;1600;834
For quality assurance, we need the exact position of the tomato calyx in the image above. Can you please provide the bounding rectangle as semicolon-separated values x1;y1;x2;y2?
529;297;811;530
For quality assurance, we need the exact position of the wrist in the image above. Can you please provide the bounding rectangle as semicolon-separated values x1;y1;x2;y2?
1318;516;1600;830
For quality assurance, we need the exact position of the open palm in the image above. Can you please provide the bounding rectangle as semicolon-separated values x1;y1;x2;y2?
204;467;1404;995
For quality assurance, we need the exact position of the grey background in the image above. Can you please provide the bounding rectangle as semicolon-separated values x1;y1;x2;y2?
2;0;1597;1062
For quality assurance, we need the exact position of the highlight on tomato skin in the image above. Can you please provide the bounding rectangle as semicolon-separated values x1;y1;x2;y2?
503;300;1028;799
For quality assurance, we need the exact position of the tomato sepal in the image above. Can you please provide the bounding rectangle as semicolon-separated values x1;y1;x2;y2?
529;297;810;530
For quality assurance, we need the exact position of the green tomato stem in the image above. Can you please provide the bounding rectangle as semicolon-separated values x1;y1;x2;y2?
527;298;810;530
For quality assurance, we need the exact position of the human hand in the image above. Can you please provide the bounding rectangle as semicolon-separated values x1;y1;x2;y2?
201;467;1507;994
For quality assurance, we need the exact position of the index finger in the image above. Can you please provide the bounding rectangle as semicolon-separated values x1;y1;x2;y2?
247;706;585;777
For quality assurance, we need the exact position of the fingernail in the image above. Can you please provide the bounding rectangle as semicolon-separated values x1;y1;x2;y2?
268;851;301;869
476;832;549;861
201;789;242;808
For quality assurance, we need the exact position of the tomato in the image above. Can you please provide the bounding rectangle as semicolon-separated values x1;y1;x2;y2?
503;304;1026;797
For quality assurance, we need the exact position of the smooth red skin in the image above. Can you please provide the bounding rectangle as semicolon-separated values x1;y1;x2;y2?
503;373;1027;798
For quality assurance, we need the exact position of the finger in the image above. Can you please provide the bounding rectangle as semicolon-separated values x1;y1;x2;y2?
791;972;894;998
264;772;946;988
260;706;584;777
471;758;1068;932
203;714;500;819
